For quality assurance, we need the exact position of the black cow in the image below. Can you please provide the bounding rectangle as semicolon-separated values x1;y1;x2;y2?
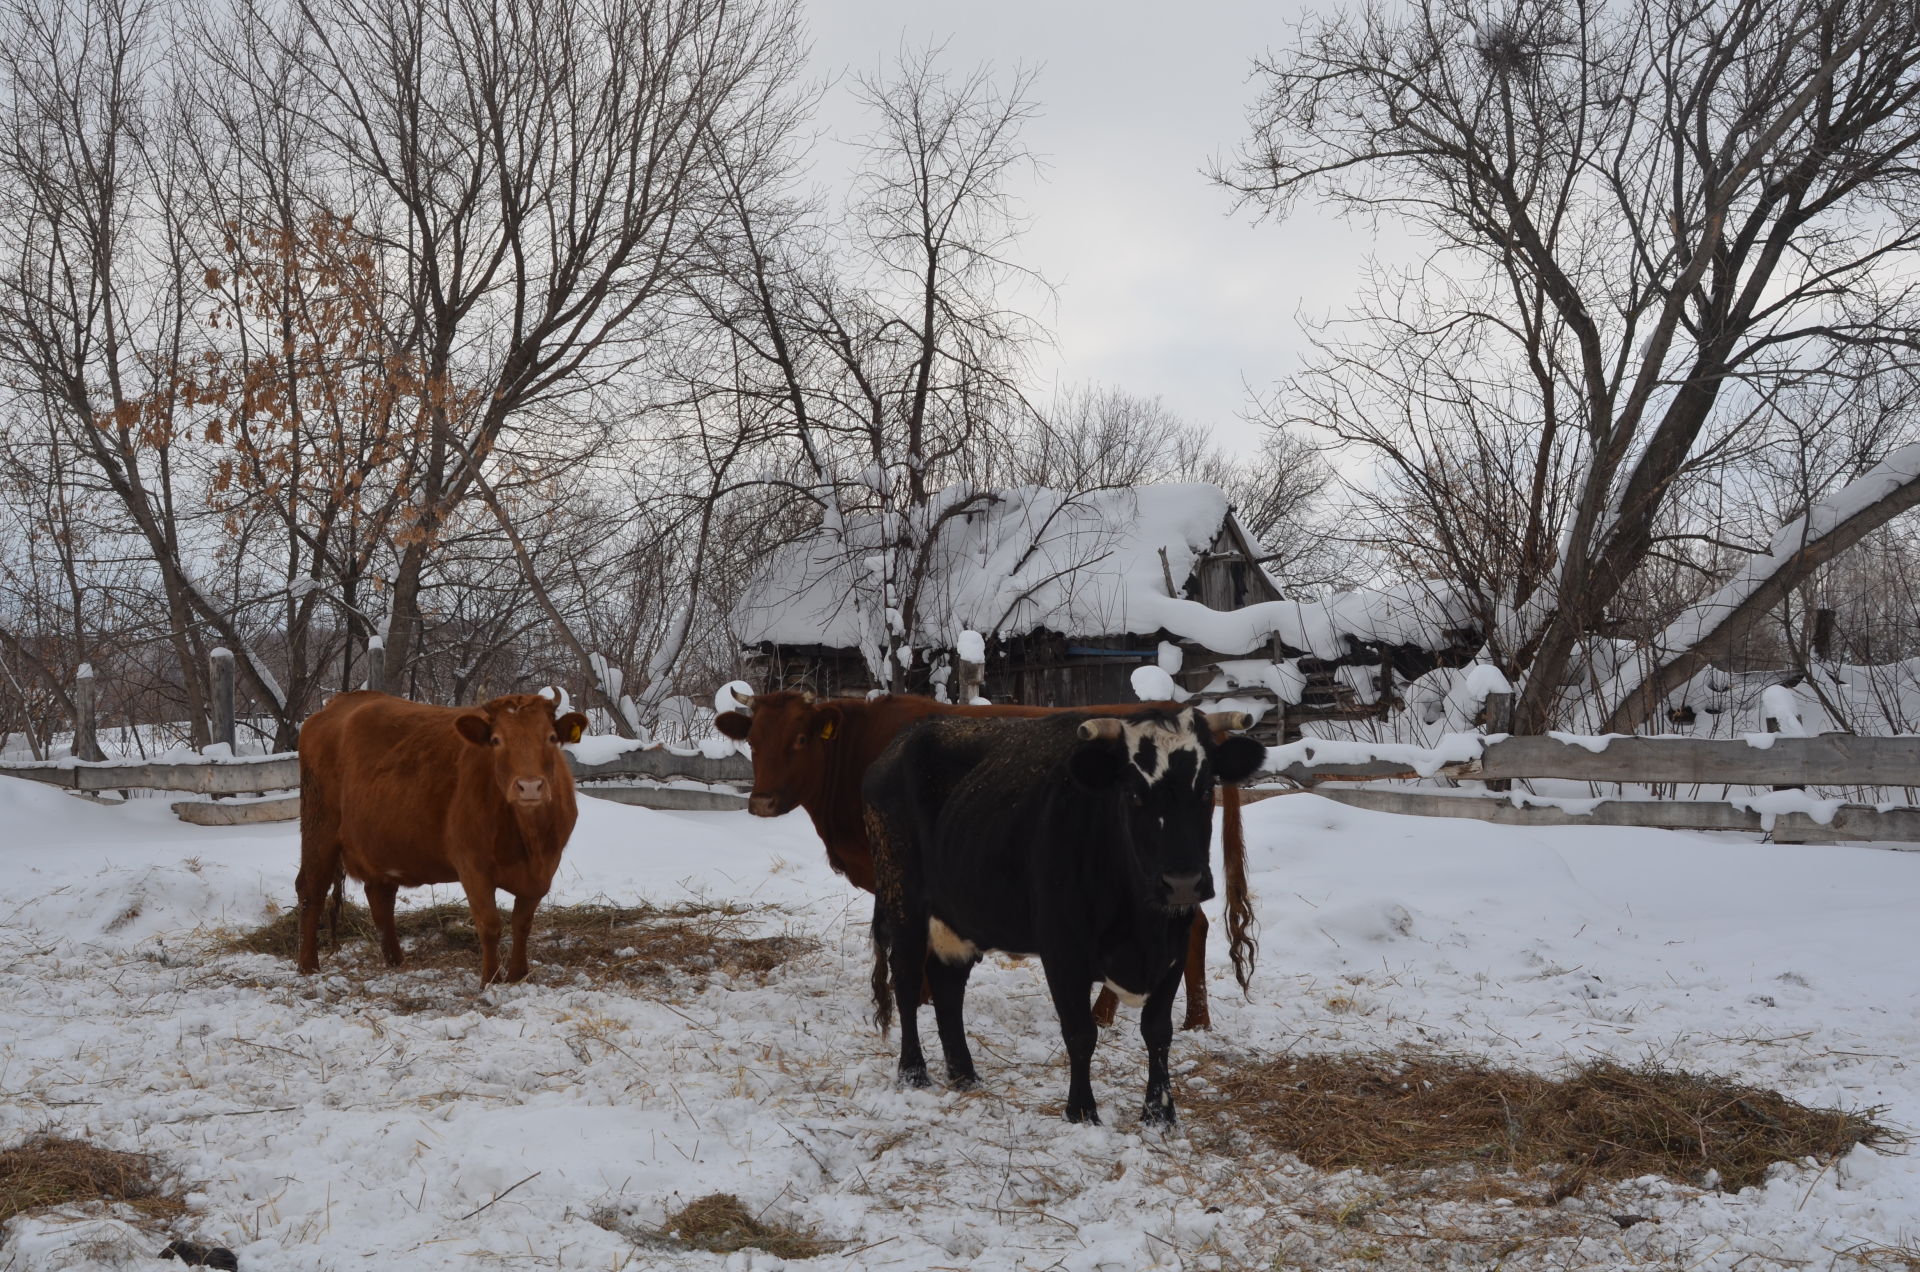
864;706;1265;1126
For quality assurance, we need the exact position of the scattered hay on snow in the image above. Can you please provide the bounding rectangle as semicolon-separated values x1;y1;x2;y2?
0;1134;184;1227
223;897;816;999
595;1193;842;1260
1187;1050;1890;1197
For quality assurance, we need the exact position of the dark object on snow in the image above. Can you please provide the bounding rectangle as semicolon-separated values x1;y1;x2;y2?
1610;1214;1656;1230
158;1240;238;1269
865;707;1263;1126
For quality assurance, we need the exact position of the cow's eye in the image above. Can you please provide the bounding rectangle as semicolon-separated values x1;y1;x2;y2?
548;734;558;744
489;736;501;747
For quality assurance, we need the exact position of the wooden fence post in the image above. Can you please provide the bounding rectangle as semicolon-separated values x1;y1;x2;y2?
1483;691;1514;793
956;654;985;705
209;647;236;752
72;663;105;762
366;636;386;694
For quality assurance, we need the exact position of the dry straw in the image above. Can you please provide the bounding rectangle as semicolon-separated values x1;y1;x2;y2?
0;1135;185;1227
598;1192;842;1260
226;898;816;994
1187;1050;1890;1196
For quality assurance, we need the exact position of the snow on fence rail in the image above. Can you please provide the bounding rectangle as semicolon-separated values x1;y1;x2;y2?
1263;732;1920;846
1265;733;1920;788
0;744;754;820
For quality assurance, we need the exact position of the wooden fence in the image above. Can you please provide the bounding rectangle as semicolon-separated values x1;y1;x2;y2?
0;744;754;822
0;652;755;821
8;651;1919;845
1266;731;1920;846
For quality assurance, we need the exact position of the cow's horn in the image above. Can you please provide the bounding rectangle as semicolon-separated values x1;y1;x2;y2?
1077;718;1126;742
800;689;815;704
732;690;755;711
1205;711;1253;733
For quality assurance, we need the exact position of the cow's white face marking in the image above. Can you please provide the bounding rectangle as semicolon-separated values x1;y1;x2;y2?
929;917;978;964
1118;716;1206;789
1103;977;1147;1009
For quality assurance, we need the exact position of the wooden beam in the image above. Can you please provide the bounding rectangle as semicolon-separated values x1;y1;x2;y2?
1312;788;1920;845
0;756;301;794
579;785;747;812
1260;759;1482;784
1475;734;1920;787
172;796;301;826
565;747;752;787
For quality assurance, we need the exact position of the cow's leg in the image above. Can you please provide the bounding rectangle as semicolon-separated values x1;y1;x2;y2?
505;891;542;983
1043;959;1101;1124
1181;911;1211;1032
294;772;340;975
459;876;505;985
1140;942;1190;1127
364;880;403;967
294;853;339;976
925;954;980;1089
889;906;933;1088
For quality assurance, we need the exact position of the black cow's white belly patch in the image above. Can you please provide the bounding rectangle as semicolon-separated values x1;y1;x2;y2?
928;917;979;964
1102;978;1147;1008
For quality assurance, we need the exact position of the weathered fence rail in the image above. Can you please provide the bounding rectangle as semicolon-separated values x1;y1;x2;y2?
0;754;303;795
1268;734;1920;789
1264;730;1920;846
1313;788;1920;846
0;743;753;819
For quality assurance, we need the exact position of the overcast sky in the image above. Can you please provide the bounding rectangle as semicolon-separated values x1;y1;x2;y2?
802;0;1394;456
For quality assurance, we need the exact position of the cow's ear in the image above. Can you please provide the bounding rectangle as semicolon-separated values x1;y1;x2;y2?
1067;740;1126;790
556;712;588;744
714;711;752;740
815;704;843;742
455;712;493;747
1212;734;1266;785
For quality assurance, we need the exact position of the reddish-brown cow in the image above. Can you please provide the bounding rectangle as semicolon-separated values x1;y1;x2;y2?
296;691;589;985
714;690;1258;1030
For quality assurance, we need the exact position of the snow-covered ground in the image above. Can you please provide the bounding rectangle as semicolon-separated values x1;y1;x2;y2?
3;778;1919;1270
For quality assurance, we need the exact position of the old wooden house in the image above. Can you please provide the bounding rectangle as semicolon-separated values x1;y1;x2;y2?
731;484;1479;740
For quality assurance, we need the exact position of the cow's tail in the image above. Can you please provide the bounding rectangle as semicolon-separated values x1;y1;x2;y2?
869;907;894;1035
1221;784;1258;996
864;805;896;1035
326;865;345;946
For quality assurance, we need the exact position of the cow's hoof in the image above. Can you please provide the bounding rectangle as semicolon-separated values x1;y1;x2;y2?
898;1065;931;1089
1065;1104;1102;1125
1180;1014;1211;1032
1140;1102;1177;1128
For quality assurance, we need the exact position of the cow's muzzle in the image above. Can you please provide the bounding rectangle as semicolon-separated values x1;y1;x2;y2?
746;792;789;818
1160;872;1212;909
511;777;548;807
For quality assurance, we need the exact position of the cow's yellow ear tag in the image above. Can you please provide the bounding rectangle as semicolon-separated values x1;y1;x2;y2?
568;721;584;743
820;721;836;740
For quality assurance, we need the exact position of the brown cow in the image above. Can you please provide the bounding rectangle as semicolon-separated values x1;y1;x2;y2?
713;690;1258;1030
295;691;589;985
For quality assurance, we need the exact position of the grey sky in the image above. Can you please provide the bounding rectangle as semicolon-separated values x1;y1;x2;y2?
803;0;1388;456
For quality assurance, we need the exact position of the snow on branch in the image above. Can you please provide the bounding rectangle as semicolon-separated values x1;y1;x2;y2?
1602;442;1920;731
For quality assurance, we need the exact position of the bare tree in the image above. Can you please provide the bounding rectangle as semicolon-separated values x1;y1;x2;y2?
233;0;804;690
696;47;1046;688
1225;0;1920;730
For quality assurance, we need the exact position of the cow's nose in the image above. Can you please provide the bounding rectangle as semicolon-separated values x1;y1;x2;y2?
1161;872;1208;907
513;777;547;802
747;793;780;818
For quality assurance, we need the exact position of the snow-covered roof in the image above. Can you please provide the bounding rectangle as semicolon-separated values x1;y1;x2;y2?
734;483;1477;658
